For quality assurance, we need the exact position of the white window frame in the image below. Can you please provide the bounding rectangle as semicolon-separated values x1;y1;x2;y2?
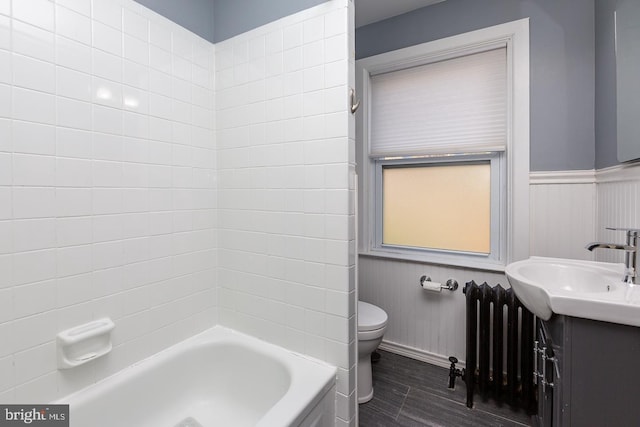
356;19;530;271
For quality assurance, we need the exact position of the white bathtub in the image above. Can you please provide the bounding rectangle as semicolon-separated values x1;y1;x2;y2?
55;326;337;427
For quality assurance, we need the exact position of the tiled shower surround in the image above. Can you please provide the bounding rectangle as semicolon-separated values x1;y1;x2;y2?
0;0;355;425
0;0;217;401
215;2;356;424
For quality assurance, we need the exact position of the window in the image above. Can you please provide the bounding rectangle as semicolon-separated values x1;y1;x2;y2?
378;156;498;254
356;20;530;270
382;163;491;253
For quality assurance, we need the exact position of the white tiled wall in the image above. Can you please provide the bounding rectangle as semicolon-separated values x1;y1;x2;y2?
0;0;216;402
215;0;356;425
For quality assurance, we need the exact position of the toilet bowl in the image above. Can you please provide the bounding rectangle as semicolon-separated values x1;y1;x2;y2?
357;300;388;404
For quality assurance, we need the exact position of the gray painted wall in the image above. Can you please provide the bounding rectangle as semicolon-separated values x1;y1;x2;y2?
134;0;215;42
134;0;329;43
213;0;328;42
356;0;596;172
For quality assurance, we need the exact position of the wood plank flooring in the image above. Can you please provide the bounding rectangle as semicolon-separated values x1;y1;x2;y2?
358;350;532;427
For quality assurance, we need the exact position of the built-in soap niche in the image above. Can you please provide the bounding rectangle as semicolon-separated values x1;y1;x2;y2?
57;318;115;369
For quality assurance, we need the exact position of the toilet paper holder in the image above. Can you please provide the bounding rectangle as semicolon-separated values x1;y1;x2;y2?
420;275;459;292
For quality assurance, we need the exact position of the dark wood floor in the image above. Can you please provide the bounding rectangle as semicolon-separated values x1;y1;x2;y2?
358;350;532;427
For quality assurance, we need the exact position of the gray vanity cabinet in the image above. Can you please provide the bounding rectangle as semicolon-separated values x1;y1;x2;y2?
534;315;640;426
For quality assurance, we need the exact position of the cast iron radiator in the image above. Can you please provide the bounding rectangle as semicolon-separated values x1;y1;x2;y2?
463;281;536;413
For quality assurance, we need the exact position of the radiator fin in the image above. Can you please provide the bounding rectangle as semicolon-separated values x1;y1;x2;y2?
463;280;536;414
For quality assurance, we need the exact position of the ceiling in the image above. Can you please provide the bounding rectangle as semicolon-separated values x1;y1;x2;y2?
355;0;446;28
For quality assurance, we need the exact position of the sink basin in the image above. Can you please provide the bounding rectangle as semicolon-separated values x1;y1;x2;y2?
505;257;640;327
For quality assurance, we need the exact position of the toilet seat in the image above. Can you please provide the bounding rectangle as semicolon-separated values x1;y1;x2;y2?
358;328;386;341
358;301;388;332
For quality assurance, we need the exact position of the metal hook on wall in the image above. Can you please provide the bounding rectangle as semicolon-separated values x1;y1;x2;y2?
350;87;360;114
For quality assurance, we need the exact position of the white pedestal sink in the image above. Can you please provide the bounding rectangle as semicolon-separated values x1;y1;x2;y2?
505;256;640;326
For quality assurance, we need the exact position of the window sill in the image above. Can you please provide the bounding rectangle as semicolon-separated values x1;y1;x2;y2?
359;248;507;273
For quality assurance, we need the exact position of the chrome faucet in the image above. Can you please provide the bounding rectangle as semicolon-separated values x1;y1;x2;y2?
586;227;640;284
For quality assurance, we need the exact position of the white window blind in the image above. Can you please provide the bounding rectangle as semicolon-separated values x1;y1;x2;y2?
369;48;507;157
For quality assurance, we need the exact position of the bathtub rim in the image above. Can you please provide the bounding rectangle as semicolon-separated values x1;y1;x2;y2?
53;325;337;427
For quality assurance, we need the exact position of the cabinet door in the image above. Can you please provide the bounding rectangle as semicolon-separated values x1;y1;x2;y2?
569;317;640;425
536;319;563;427
536;324;552;426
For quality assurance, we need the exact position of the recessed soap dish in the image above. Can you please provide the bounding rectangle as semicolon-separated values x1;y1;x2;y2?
57;318;115;369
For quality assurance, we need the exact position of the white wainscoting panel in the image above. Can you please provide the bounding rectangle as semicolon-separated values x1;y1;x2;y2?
358;255;506;365
529;171;596;261
596;164;640;263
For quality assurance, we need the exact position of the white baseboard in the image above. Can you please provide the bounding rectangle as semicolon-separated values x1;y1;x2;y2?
378;340;465;370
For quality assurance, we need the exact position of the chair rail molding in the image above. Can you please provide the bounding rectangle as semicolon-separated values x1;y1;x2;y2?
596;163;640;183
529;169;597;185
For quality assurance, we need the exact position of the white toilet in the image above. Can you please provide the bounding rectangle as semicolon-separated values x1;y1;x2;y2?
357;300;388;404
